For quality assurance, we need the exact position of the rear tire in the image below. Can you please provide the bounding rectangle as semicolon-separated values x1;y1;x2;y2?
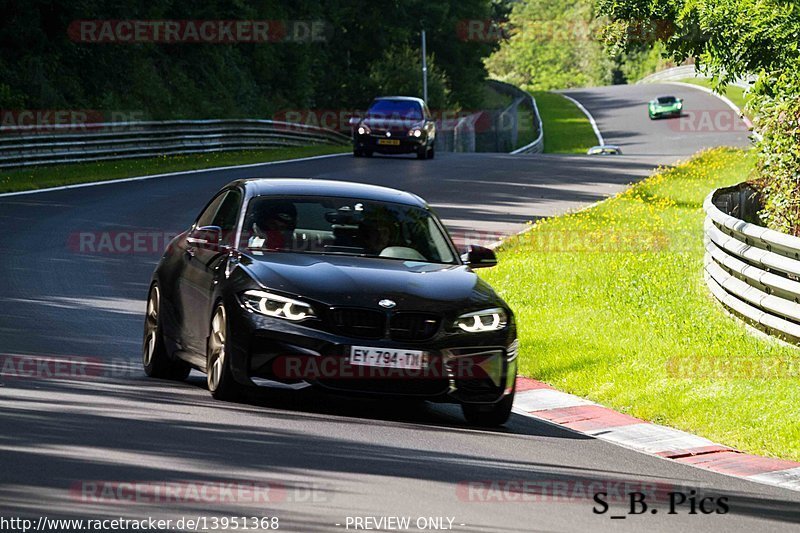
462;390;515;427
142;284;190;381
206;303;240;401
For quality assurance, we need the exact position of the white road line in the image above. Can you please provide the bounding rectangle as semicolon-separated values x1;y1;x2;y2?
662;81;753;129
560;93;604;146
513;388;596;412
748;467;800;492
0;152;350;199
587;423;716;455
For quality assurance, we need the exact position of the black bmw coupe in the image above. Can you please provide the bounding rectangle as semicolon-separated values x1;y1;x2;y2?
143;179;517;426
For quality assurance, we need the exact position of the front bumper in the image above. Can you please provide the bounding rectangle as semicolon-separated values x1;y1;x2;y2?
225;301;517;405
354;134;427;154
649;107;681;118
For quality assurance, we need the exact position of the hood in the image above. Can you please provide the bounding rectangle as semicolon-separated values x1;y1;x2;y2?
238;252;503;312
360;116;421;133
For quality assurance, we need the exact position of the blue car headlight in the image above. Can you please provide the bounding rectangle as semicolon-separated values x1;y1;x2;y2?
241;290;316;321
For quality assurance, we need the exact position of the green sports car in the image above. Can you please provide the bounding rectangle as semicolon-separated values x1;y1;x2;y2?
648;95;683;119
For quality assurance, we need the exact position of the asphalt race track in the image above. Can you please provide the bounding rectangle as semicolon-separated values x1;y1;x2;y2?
1;84;795;532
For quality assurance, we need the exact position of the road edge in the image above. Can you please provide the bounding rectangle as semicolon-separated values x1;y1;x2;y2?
513;376;800;494
0;152;350;199
558;93;604;146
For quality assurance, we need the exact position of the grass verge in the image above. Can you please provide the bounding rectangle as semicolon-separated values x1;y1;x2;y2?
0;145;350;194
481;147;800;460
531;91;597;154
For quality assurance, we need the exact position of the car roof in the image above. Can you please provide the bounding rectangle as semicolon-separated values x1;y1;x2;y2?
228;178;428;208
372;96;426;104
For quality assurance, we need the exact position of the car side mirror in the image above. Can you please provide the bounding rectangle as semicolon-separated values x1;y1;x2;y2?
461;245;497;269
187;226;222;249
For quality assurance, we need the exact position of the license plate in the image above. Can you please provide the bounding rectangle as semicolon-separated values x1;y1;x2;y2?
377;139;400;146
350;346;424;369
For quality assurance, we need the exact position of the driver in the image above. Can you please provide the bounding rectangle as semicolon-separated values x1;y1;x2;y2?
248;201;297;250
359;208;396;256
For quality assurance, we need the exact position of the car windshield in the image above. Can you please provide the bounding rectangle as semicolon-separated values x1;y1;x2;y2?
657;96;677;104
241;195;456;264
366;100;423;120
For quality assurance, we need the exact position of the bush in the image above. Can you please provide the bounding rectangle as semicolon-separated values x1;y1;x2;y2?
751;66;800;235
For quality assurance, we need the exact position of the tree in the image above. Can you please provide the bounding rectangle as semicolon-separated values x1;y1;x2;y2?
485;0;615;91
597;0;800;235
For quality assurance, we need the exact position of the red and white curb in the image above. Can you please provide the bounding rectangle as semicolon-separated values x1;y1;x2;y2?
513;377;800;493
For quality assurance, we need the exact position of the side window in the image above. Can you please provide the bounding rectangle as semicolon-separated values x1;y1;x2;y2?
212;190;242;232
212;190;243;245
195;193;226;228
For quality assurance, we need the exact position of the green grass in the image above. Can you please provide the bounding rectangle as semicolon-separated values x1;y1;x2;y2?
0;145;350;194
531;91;597;154
676;78;753;118
481;148;800;461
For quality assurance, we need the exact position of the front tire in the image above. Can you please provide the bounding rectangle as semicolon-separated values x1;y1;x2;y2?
142;284;190;380
206;303;240;400
416;145;428;160
461;390;515;427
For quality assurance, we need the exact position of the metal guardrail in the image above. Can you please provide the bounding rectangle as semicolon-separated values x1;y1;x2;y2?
704;184;800;342
0;119;350;169
486;80;544;154
639;65;754;89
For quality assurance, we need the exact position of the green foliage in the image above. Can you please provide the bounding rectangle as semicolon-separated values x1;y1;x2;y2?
485;0;614;90
368;46;450;110
0;0;498;119
484;0;671;90
596;0;800;235
751;65;800;235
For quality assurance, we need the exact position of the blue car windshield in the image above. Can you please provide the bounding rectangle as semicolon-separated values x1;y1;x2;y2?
366;100;423;120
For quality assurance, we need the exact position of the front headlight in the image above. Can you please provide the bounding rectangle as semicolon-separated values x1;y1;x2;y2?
454;308;508;333
241;290;316;321
408;122;424;138
357;124;371;135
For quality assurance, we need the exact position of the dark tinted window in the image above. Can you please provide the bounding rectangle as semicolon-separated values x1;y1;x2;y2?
212;190;242;231
195;193;226;228
366;100;423;120
656;96;677;104
241;195;455;264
